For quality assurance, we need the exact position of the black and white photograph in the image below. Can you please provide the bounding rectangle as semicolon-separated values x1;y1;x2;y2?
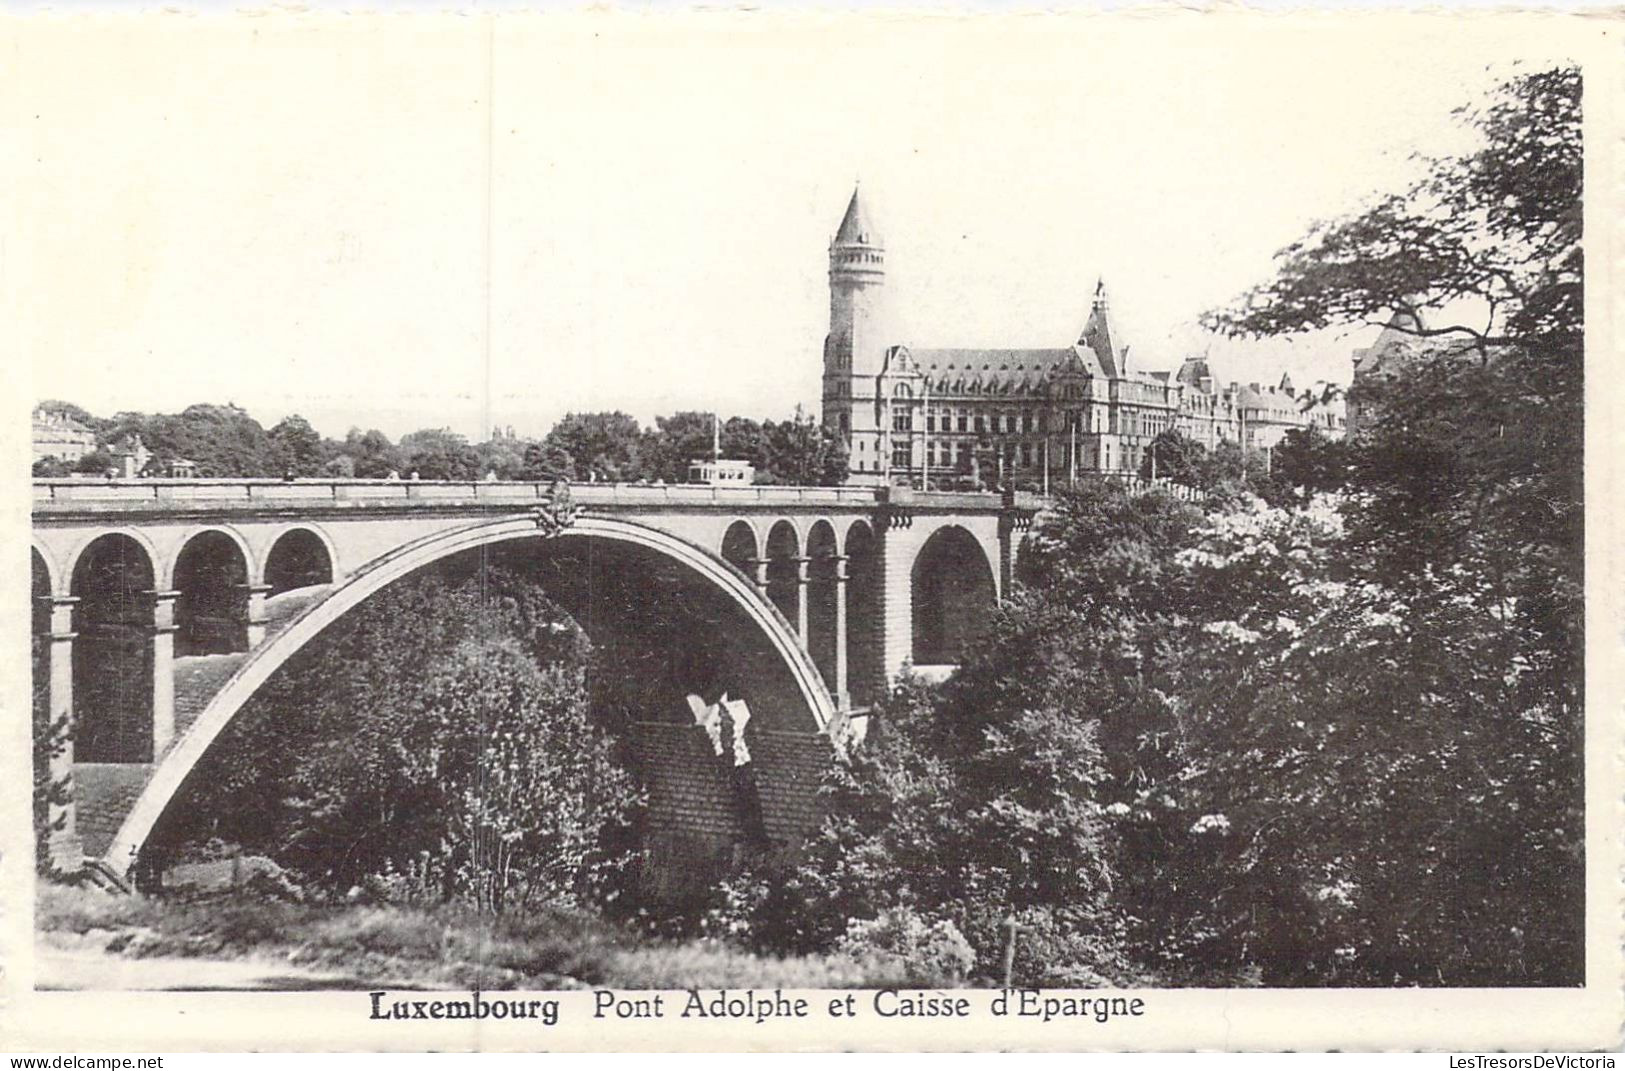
5;9;1620;1052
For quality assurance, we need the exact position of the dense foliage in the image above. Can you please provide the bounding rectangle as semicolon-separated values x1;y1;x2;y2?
34;402;849;487
155;570;642;912
705;65;1582;987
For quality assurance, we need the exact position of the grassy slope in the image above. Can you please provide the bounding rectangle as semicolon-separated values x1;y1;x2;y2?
37;883;886;990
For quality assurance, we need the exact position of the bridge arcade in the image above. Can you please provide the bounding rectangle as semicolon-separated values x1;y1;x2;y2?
31;479;1038;877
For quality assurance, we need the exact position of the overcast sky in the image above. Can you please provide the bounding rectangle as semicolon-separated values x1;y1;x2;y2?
14;14;1578;440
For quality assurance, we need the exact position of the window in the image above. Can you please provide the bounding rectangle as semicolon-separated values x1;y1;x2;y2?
926;412;936;432
892;442;911;469
893;408;912;433
1022;410;1034;433
957;411;968;432
1021;443;1033;467
975;414;985;433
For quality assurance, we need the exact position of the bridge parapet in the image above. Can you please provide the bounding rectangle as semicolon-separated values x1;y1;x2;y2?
33;479;1031;515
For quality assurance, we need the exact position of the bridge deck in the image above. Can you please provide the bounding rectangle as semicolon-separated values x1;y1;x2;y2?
32;478;1040;516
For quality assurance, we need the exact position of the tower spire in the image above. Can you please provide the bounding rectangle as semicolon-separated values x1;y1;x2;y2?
1079;276;1122;376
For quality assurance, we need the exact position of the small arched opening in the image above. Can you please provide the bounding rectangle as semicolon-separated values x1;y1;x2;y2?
720;520;759;581
71;534;156;762
173;532;251;656
264;528;334;595
765;520;801;630
805;520;840;695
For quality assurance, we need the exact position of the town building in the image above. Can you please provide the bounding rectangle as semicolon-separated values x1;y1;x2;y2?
818;187;1344;487
1347;307;1451;437
108;434;151;478
32;406;97;463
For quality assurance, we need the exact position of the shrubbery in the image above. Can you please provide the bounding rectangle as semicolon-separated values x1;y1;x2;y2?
151;568;642;914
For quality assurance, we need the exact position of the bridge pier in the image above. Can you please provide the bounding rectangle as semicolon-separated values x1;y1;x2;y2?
148;590;180;758
875;523;914;685
745;557;770;595
832;554;849;708
237;583;272;648
42;595;83;869
793;556;811;642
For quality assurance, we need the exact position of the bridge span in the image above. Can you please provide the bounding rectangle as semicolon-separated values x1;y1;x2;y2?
31;478;1040;883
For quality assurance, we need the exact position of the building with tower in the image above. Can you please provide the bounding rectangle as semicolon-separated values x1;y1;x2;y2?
818;186;1344;487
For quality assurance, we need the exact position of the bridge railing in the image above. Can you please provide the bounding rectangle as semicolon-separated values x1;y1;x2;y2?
31;478;1030;512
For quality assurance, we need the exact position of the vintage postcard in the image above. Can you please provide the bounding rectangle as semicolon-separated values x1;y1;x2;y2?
2;8;1621;1053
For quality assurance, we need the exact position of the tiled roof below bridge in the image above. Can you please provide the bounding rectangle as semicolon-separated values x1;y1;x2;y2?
627;721;833;845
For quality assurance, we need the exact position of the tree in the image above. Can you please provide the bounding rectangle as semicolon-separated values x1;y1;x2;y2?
544;412;644;482
1138;430;1206;485
32;457;72;478
1268;426;1351;503
73;449;114;475
1193;66;1583;983
428;640;639;911
637;411;720;484
153;568;638;909
475;434;528;481
757;406;849;486
399;428;482;481
268;415;326;477
340;428;402;479
519;441;575;483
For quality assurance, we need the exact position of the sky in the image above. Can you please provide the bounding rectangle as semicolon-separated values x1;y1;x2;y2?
13;13;1581;441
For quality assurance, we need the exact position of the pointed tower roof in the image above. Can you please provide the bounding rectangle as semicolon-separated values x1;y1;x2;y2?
833;185;879;247
1077;278;1122;378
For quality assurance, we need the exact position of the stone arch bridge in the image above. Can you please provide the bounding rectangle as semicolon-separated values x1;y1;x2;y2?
32;478;1039;887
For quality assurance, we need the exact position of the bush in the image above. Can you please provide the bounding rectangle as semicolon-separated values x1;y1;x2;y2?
833;906;975;986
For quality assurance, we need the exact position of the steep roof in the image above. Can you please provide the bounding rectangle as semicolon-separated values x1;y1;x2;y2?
1353;306;1429;376
833;185;879;247
1176;356;1214;390
1077;280;1122;377
912;346;1102;397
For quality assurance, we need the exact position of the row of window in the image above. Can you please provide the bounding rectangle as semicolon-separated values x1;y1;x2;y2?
846;406;1281;447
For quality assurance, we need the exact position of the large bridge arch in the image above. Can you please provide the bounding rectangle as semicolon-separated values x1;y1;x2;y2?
103;512;838;870
910;523;998;667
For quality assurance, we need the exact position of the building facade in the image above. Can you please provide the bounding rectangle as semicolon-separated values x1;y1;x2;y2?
819;187;1345;487
32;407;97;463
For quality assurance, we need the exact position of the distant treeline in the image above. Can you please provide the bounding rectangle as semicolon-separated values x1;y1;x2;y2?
32;403;848;486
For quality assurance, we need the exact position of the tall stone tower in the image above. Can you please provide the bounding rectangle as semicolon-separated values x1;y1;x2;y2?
822;185;900;478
